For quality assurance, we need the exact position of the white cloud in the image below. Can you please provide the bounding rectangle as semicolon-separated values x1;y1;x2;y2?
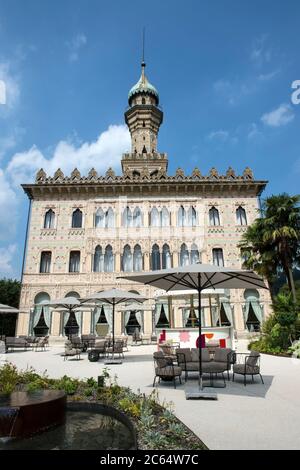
0;244;17;276
7;124;131;186
261;103;295;127
67;33;87;62
0;169;19;241
0;62;20;112
250;35;272;65
258;70;280;81
213;79;255;106
208;130;229;141
247;123;263;140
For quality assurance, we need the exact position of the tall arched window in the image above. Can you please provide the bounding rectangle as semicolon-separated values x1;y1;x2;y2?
209;207;220;226
122;245;132;272
95;209;105;228
161;207;170;227
104;245;114;272
69;251;80;272
123;207;133;227
44;209;55;229
105;207;114;228
180;243;190;266
236;206;247;225
133;207;143;227
40;251;51;273
178;206;186;227
93;245;104;272
151;244;161;270
72;209;83;228
212;248;224;267
188;206;197;226
162;244;172;269
190;243;200;264
150;207;160;227
133;244;143;271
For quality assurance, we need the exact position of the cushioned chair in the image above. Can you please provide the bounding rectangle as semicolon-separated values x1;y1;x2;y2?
153;351;182;389
213;347;235;380
232;351;264;386
63;340;81;360
176;348;211;380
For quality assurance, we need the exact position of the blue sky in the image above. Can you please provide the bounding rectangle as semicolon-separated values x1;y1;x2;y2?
0;0;299;279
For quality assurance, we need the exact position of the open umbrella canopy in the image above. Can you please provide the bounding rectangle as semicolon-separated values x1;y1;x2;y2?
80;288;147;362
118;263;267;292
81;288;147;305
41;296;82;309
117;303;153;312
119;263;267;390
0;303;19;314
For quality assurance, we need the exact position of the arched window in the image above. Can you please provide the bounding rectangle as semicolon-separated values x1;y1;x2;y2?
209;207;220;226
69;251;80;272
95;209;105;228
123;207;133;227
105;207;114;228
162;244;172;269
236;206;247;225
190;243;200;264
44;209;55;229
212;248;224;267
180;243;190;266
40;251;51;273
151;244;161;270
133;207;143;227
33;292;50;337
161;207;170;227
150;207;160;227
72;208;83;228
93;245;104;272
104;245;114;272
244;289;262;332
188;206;197;226
122;245;132;272
178;206;186;227
133;244;143;271
65;291;80;299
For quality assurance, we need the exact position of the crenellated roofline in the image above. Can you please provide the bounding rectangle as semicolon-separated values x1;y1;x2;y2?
22;166;267;199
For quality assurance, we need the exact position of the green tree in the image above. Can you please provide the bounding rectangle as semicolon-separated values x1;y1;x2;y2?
0;278;21;308
239;193;300;303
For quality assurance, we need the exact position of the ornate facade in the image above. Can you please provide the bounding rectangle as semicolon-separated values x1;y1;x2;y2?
17;61;271;339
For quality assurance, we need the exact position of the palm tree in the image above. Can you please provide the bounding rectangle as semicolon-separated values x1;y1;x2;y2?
239;193;300;303
238;219;278;299
262;194;300;303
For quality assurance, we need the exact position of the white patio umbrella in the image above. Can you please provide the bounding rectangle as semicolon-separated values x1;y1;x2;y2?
119;263;267;393
81;288;147;360
41;297;95;336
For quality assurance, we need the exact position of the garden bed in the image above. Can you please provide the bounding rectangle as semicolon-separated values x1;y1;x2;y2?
0;363;207;450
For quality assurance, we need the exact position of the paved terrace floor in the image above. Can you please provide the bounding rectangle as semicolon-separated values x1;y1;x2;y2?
2;342;300;450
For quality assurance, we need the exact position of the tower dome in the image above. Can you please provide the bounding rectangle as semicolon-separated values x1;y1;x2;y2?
128;62;159;105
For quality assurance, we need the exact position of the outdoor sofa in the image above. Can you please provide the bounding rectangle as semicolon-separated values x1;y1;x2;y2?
176;347;235;381
5;337;31;352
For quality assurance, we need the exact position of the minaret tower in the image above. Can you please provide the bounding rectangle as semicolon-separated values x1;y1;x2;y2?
122;46;168;176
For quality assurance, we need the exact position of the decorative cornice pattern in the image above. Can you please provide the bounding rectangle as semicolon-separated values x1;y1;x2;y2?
33;166;255;185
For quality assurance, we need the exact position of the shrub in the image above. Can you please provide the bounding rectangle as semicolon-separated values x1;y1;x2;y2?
0;363;19;394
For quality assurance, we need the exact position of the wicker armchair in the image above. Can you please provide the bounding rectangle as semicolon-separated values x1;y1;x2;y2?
153;351;182;389
232;351;264;386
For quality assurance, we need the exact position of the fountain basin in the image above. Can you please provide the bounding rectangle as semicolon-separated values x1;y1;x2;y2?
0;401;136;450
0;390;66;439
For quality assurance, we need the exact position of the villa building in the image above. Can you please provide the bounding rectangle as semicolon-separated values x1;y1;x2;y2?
17;60;271;339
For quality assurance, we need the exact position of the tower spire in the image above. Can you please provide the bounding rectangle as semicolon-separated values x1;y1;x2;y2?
141;27;146;81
